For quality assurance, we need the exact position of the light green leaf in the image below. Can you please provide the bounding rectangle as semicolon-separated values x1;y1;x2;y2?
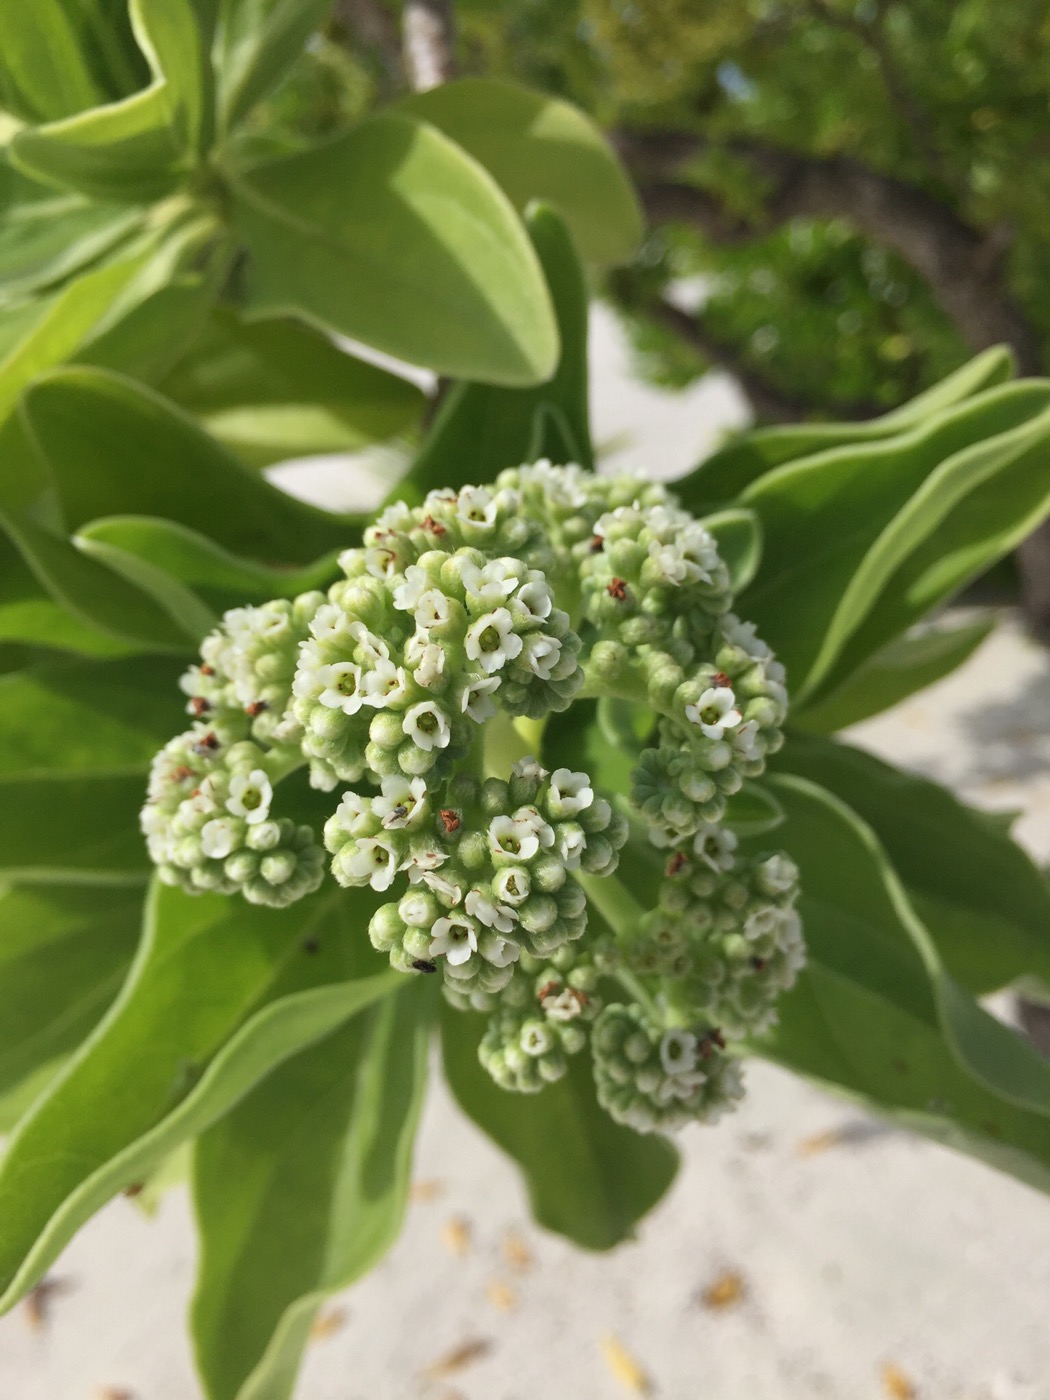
737;382;1050;699
681;346;1016;508
397;202;592;503
402;78;643;266
0;0;106;123
192;979;433;1400
773;734;1050;997
215;0;336;134
130;0;214;156
78;274;222;385
0;653;183;778
0;773;150;883
765;774;1050;1119
75;533;219;642
722;780;784;836
793;616;994;733
0;884;142;1104
21;367;355;565
441;1003;678;1250
701;507;761;593
0;881;392;1312
231;112;559;386
0;534;137;657
158;308;426;468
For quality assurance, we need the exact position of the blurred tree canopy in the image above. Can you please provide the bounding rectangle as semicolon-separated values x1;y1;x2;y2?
312;0;1048;423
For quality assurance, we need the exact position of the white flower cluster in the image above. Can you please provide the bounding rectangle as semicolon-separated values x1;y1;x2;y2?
591;1001;746;1133
142;725;324;906
326;759;627;994
141;462;801;1138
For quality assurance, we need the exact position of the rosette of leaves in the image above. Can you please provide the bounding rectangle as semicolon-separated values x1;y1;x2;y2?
4;13;1050;1398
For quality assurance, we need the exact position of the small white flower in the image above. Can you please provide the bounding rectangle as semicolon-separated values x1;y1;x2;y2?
363;659;409;708
548;768;593;816
456;485;498;529
480;934;520;968
557;825;586;869
659;1029;700;1077
429;913;479;965
678;525;720;582
310;602;353;642
493;866;531;905
201;818;238;859
647;540;691;586
519;633;562;681
465;609;523;674
414;589;452;631
515;578;553;623
693;823;738;872
226;769;273;825
403;701;451;751
511;756;549;782
332;789;372;836
488;814;540;862
512;805;556;848
744;906;782;940
364;544;399;578
465;888;518;933
317;661;365;714
685;686;742;740
421;869;463;905
542;988;584;1022
404;847;448;883
341;837;398;891
347;621;390;662
405;634;447;689
461;557;519;603
459;675;500;723
374;775;427;829
722;614;772;661
392;565;431;613
733;719;763;762
757;853;798;895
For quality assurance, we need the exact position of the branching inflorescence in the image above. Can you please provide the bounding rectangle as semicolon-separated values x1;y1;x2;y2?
142;463;802;1132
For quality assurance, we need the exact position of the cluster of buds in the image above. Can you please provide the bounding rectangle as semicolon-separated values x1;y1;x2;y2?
141;461;802;1136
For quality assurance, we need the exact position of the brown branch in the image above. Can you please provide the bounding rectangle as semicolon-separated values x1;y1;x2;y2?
403;0;456;90
616;131;1043;375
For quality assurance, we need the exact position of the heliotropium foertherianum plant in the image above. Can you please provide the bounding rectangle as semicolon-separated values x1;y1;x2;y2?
142;462;801;1132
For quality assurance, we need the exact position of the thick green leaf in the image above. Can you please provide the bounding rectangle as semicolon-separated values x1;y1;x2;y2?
701;507;762;593
0;773;150;883
192;980;433;1400
78;273;222;385
773;734;1050;997
76;516;341;611
737;382;1050;698
0;0;106;123
231;112;558;386
402;78;643;266
681;346;1016;508
0;533;136;657
10;84;183;203
765;774;1050;1119
441;1002;678;1250
0;884;142;1103
793;616;994;732
398;203;592;502
760;962;1050;1197
75;533;220;641
215;0;335;133
130;0;214;156
21;367;355;564
158;309;426;468
0;881;392;1312
0;653;182;777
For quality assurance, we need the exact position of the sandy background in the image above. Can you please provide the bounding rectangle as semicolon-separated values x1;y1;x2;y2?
2;308;1049;1400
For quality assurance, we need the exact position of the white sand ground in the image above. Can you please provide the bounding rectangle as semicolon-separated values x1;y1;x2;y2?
2;308;1050;1400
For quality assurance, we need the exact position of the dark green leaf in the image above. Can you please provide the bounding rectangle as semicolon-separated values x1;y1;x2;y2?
441;1002;678;1250
0;0;106;123
0;773;150;883
192;980;433;1400
130;0;214;156
231;112;559;386
402;78;643;266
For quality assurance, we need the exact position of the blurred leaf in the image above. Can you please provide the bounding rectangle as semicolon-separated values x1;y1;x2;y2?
701;507;761;593
0;534;137;656
78;273;223;385
129;0;214;157
159;309;426;468
794;616;994;732
21;367;355;564
774;734;1050;997
192;979;433;1400
215;0;336;134
0;773;150;883
0;653;182;778
441;1002;678;1250
0;881;393;1313
683;346;1016;507
75;533;220;641
722;780;784;836
398;203;591;502
0;884;142;1104
402;78;643;266
0;0;106;123
231;112;558;386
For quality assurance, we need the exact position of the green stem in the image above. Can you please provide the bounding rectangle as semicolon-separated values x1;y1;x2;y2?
576;871;646;940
